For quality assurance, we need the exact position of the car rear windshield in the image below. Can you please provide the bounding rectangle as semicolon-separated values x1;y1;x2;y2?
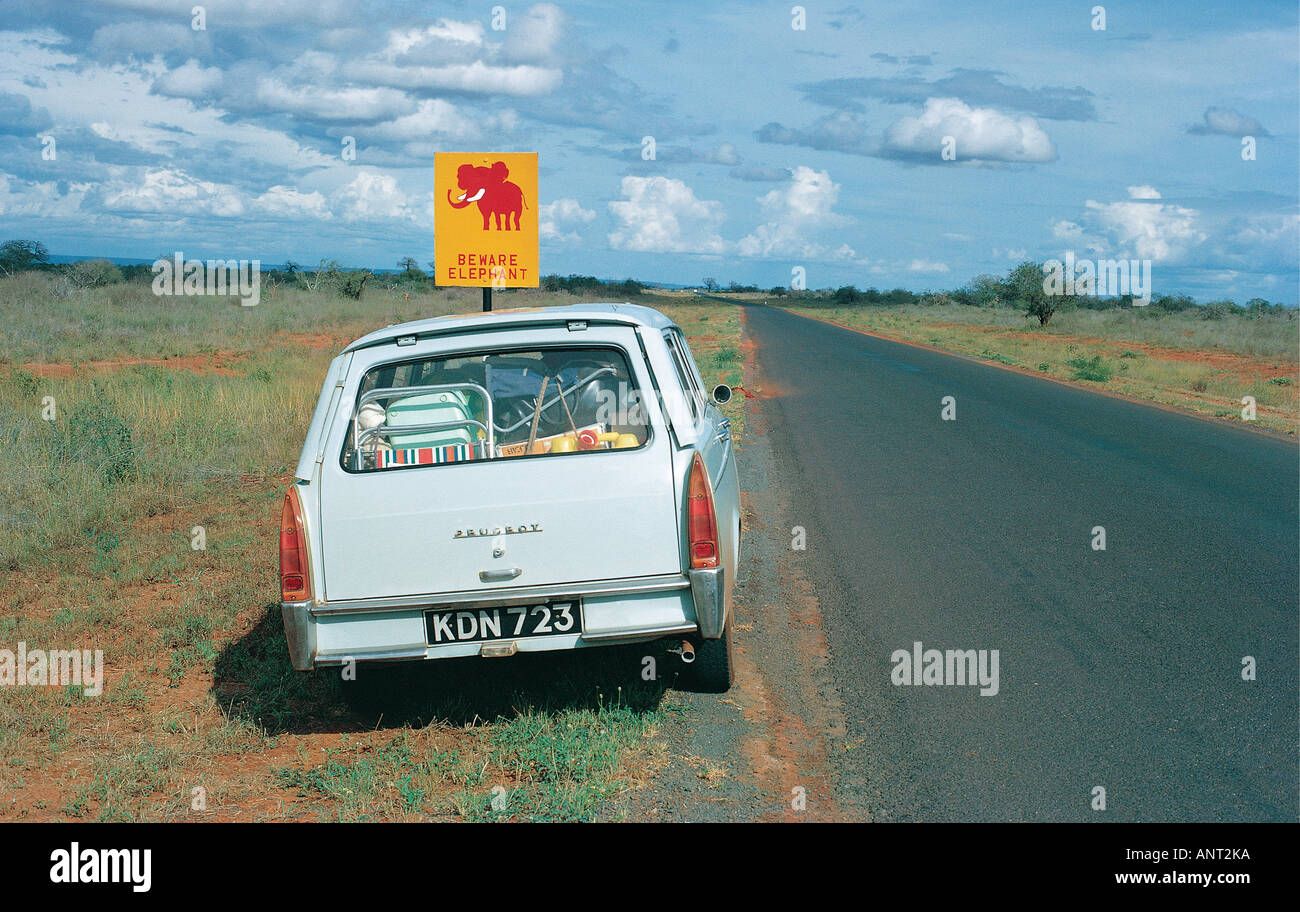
341;345;651;472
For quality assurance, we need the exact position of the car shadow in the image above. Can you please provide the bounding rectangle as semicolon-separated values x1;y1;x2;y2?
212;605;679;733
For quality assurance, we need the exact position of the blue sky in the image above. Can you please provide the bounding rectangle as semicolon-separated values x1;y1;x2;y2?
0;1;1296;301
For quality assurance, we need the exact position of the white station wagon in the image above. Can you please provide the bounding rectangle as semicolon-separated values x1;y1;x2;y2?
279;303;741;692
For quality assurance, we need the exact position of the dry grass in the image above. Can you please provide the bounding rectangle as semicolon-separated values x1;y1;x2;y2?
783;302;1299;434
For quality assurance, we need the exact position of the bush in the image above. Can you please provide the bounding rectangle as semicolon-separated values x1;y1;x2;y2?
55;394;136;483
64;259;125;288
1066;355;1112;383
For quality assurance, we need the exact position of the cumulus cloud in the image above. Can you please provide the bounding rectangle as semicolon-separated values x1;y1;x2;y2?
332;170;415;222
881;97;1056;163
1126;185;1161;200
1052;187;1207;262
151;59;224;100
608;176;727;254
99;167;245;217
381;19;486;61
736;166;854;260
1083;196;1206;261
255;185;332;220
1187;106;1269;137
540;197;595;244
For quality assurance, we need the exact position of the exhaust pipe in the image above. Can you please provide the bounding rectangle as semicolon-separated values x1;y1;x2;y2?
677;640;696;664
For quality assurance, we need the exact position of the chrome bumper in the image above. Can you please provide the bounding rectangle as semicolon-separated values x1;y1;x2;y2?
281;600;317;671
688;566;725;639
280;572;713;671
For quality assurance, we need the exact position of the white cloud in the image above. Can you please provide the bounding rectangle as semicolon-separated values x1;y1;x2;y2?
0;174;87;218
254;78;412;122
1127;185;1161;200
346;60;562;96
151;59;223;100
1225;213;1300;268
1083;194;1206;261
908;259;950;273
541;197;595;243
366;98;506;142
608;177;727;254
332;170;414;222
100;167;244;217
882;97;1056;163
382;20;485;60
255;185;332;220
736;166;851;259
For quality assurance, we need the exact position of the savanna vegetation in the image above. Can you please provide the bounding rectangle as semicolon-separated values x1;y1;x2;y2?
709;260;1297;434
0;251;745;822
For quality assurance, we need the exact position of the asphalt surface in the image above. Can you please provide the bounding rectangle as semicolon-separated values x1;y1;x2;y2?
741;302;1299;821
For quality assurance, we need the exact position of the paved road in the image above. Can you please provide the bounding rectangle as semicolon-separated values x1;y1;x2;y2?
741;302;1298;821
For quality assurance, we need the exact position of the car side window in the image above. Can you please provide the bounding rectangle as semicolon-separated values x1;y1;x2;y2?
663;332;701;424
672;330;710;408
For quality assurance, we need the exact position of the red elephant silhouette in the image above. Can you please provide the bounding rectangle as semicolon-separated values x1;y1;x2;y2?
447;161;528;231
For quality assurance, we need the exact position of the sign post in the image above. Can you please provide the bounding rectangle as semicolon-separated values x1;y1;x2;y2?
434;153;539;311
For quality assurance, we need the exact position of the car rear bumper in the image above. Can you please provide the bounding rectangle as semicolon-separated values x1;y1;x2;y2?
281;572;720;671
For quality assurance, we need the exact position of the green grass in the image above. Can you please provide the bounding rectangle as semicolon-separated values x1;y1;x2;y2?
276;694;663;822
1066;354;1113;383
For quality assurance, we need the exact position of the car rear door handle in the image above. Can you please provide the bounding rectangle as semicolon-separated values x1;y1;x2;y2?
479;568;523;583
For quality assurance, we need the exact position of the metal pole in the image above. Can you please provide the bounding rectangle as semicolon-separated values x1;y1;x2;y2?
483;286;492;312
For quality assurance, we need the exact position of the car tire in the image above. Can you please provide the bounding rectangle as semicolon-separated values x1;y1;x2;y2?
679;623;735;693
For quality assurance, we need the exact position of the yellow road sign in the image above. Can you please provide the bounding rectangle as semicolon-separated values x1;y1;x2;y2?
435;152;539;288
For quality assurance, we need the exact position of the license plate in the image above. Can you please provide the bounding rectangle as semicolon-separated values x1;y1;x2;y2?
425;601;581;645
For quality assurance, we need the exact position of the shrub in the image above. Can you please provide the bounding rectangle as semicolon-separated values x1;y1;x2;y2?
1066;355;1112;382
55;394;136;483
64;259;125;288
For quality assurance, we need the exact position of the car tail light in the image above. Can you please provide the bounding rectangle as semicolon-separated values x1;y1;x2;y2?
687;452;719;569
280;487;312;602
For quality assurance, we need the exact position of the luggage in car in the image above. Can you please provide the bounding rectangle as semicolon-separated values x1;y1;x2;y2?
384;390;476;449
